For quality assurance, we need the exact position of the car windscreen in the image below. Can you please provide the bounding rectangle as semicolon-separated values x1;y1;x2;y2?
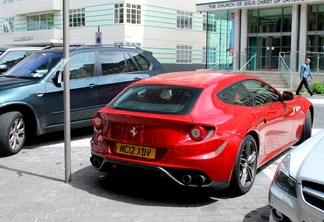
109;84;203;115
4;52;63;78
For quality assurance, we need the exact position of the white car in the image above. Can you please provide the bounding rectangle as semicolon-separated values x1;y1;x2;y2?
268;129;324;221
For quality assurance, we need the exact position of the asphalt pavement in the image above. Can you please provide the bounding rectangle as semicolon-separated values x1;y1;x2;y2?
0;94;323;222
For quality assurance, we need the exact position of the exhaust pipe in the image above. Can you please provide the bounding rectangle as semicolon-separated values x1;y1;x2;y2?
195;175;206;185
91;157;102;168
182;174;192;184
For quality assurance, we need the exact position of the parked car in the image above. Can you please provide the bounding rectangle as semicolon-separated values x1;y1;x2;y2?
90;71;313;195
268;129;324;221
0;44;167;156
0;46;45;74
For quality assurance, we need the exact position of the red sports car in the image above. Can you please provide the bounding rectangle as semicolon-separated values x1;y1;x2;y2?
90;71;313;195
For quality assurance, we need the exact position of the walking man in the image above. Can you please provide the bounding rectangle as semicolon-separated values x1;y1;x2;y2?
296;58;314;96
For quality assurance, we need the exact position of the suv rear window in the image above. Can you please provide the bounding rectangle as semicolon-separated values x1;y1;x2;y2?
109;84;202;114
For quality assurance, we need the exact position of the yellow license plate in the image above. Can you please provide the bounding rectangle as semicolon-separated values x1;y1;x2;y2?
116;143;156;159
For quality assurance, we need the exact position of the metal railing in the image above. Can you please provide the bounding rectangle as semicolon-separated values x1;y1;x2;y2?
239;53;257;72
206;52;240;71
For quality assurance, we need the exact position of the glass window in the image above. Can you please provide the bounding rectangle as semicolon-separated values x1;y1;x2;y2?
124;52;139;72
70;52;95;79
259;9;281;33
128;51;150;70
177;11;193;30
248;10;258;33
206;11;232;70
99;51;126;75
217;82;254;106
126;3;141;24
0;51;26;70
109;85;203;115
310;5;324;31
3;17;14;33
202;47;206;64
115;3;141;24
69;8;85;27
217;80;281;107
203;13;207;31
308;6;317;31
4;52;63;78
282;7;292;32
243;80;281;106
2;0;13;4
208;14;217;32
27;14;54;31
114;3;124;24
176;45;192;63
114;42;141;47
318;5;324;30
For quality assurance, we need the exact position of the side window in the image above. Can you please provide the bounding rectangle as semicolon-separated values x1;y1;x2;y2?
217;82;254;107
124;52;139;72
99;51;126;75
242;80;281;106
70;52;94;79
0;50;26;69
128;51;150;70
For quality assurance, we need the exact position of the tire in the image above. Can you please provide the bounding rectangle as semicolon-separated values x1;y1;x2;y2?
229;135;258;195
0;111;26;156
295;109;312;146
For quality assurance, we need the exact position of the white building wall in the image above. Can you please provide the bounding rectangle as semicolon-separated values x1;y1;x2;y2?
0;0;206;71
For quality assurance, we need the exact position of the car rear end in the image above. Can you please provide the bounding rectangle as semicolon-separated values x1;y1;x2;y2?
90;82;239;189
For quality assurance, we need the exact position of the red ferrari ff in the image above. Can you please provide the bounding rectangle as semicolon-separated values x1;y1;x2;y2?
90;71;313;195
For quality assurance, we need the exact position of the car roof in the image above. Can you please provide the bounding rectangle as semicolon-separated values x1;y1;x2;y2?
0;46;45;51
37;44;146;54
137;71;258;88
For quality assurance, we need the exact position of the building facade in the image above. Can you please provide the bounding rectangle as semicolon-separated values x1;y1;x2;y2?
0;0;207;71
197;0;324;88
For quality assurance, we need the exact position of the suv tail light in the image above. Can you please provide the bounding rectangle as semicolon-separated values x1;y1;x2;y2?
92;114;103;129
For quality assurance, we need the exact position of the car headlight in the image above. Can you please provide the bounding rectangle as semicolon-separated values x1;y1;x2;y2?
273;154;297;198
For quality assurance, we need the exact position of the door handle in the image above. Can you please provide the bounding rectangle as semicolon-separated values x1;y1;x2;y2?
133;77;143;82
88;83;98;89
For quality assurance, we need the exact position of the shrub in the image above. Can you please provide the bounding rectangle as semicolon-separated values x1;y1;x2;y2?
312;81;322;91
314;84;324;94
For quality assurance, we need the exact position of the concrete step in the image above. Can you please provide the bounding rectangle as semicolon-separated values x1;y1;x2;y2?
241;71;290;92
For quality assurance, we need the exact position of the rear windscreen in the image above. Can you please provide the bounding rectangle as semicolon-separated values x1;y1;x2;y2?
109;84;203;114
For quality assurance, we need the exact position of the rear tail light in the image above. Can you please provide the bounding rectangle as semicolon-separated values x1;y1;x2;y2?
189;125;208;141
92;114;103;129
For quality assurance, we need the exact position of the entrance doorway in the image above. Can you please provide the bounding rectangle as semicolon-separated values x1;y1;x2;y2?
260;37;280;70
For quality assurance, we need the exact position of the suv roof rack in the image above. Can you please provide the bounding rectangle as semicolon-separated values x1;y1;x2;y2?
73;44;142;50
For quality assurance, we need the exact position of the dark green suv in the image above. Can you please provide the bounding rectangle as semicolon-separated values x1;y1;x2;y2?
0;45;167;156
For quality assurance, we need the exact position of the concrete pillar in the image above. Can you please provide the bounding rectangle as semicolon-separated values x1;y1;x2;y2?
290;4;298;72
289;4;299;89
233;9;240;71
299;3;308;68
240;8;248;70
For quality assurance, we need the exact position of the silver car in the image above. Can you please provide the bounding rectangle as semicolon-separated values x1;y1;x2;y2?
268;129;324;221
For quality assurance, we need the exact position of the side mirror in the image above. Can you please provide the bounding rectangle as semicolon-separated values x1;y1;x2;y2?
52;70;63;85
0;64;8;72
282;91;294;101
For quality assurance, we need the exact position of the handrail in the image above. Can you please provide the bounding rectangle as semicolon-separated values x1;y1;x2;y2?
278;54;292;73
239;53;256;71
206;52;239;71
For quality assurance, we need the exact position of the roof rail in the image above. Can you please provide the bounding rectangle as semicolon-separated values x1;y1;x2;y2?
72;44;142;50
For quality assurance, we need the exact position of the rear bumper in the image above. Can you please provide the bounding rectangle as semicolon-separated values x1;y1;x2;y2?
90;153;230;190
